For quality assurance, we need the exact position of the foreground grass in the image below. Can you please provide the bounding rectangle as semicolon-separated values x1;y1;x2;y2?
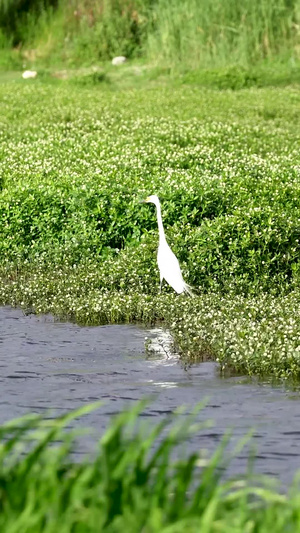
1;79;300;377
1;402;300;532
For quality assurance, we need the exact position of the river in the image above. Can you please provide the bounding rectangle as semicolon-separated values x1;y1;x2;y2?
1;306;300;487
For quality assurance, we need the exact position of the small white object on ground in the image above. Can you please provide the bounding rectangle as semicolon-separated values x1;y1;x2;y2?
22;70;37;79
111;56;126;66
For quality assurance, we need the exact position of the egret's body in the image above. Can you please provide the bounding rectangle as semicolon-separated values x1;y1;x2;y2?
144;195;192;295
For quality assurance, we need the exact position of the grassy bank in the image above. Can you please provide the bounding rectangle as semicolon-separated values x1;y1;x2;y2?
1;402;300;532
1;78;300;377
0;0;299;73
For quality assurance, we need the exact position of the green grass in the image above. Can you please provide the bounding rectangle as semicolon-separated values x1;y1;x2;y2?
1;401;300;532
146;0;298;69
0;0;299;73
1;79;300;377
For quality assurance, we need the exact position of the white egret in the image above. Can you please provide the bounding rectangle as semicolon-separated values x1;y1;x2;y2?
143;195;193;295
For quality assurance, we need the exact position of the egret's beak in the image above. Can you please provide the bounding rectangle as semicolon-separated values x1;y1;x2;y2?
140;197;150;203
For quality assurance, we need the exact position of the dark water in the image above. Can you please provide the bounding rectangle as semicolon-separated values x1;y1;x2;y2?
1;306;300;487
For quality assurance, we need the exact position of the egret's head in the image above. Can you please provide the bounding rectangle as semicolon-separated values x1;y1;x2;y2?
143;194;159;205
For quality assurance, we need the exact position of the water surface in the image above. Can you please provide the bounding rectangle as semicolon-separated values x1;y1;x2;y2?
1;306;300;486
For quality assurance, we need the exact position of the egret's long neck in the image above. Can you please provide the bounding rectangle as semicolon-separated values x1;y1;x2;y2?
155;201;166;243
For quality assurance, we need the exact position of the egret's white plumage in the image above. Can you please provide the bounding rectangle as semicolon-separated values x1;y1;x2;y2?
144;195;192;295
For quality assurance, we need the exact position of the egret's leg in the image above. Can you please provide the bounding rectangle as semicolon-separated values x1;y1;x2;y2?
159;275;163;294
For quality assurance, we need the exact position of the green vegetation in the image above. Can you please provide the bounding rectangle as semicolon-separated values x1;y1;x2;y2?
1;1;300;527
0;0;299;74
1;401;300;532
1;79;300;377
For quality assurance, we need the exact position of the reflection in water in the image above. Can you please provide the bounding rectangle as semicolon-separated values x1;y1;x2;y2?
1;306;300;486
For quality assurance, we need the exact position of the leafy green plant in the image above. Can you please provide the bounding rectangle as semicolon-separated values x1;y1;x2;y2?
0;402;299;532
1;81;300;377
